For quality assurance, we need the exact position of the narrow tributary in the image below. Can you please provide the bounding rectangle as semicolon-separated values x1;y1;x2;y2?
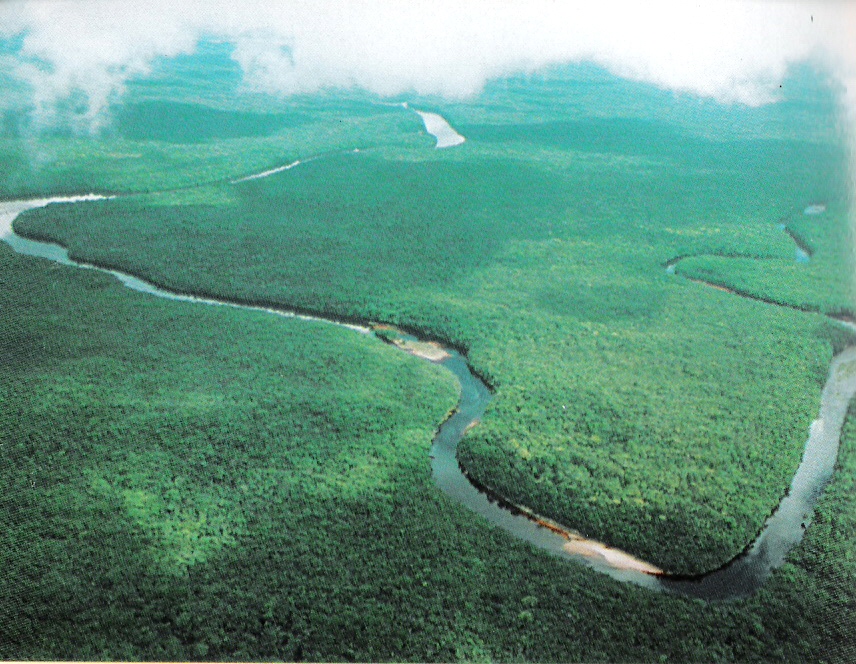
2;196;854;602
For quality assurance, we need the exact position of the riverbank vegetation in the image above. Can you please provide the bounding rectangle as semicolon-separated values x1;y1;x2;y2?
16;83;852;572
3;43;855;659
2;239;855;662
675;196;855;315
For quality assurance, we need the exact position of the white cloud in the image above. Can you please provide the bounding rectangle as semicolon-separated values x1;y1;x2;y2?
0;0;853;129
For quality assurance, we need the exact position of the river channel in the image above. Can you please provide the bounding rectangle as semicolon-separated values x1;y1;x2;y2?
2;196;854;602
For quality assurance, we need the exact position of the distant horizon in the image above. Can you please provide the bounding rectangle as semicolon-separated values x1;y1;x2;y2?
1;1;854;132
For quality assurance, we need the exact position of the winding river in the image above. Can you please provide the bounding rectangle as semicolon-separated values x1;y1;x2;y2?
2;195;854;602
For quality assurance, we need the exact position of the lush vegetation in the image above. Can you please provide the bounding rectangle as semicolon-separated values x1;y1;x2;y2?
16;85;852;572
0;42;428;198
2;239;855;662
3;39;855;659
676;197;855;315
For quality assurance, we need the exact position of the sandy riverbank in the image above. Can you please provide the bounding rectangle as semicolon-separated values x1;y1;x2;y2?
391;338;451;362
563;537;664;575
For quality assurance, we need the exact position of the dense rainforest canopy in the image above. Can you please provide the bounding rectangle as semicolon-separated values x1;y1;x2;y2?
1;18;855;662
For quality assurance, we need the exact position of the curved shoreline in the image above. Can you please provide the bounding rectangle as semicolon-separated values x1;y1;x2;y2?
405;104;466;148
3;196;855;601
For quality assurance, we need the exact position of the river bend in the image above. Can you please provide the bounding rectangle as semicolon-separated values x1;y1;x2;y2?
2;196;854;602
